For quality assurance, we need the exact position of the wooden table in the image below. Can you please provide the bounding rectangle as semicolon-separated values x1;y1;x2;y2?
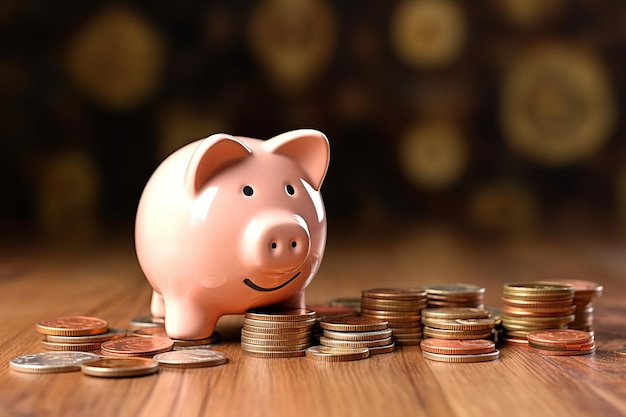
1;228;626;417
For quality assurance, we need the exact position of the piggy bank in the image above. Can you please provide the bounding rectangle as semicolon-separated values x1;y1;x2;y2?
135;129;329;339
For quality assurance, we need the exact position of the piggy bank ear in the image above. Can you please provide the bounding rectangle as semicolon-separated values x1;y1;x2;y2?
185;133;252;195
264;129;330;191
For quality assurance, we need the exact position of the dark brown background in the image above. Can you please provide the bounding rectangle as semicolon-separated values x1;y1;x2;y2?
1;0;625;242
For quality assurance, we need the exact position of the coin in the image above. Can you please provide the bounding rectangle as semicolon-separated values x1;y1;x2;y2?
243;317;316;329
153;349;228;368
546;279;603;298
10;352;100;373
615;348;626;358
132;328;221;347
44;328;127;344
245;309;316;322
81;357;159;377
320;316;389;332
503;282;574;298
320;336;392;349
420;339;495;355
241;328;312;340
241;349;306;358
362;288;427;300
40;340;102;352
501;298;574;308
305;345;369;362
422;283;485;296
527;329;592;345
241;335;311;346
101;336;173;356
241;342;311;352
36;316;108;336
423;327;492;339
529;345;596;356
501;305;577;317
242;324;312;334
421;317;495;331
421;308;491;319
360;309;421;320
130;316;165;328
322;328;392;341
368;343;396;355
422;350;499;363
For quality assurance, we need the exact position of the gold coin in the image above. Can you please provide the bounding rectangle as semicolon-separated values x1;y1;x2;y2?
421;317;495;331
44;328;127;344
501;315;574;327
241;328;312;340
305;345;369;362
322;328;392;341
40;341;101;352
422;350;499;363
241;342;310;352
320;316;388;332
245;308;316;322
240;335;311;346
361;288;427;301
320;336;392;349
81;357;158;377
422;283;485;297
241;349;306;358
243;317;316;329
36;316;108;336
423;327;492;339
421;308;490;319
242;324;313;335
503;282;574;296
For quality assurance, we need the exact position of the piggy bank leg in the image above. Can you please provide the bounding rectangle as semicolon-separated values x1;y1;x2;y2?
163;298;216;340
150;291;165;318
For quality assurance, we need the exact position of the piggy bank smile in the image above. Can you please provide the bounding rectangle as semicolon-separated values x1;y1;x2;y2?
243;271;302;292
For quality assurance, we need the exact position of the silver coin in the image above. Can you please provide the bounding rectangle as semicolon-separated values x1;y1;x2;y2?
10;352;100;373
130;316;165;328
45;327;127;343
153;349;228;368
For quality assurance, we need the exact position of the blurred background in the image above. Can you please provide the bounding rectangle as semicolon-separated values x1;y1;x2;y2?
1;0;625;244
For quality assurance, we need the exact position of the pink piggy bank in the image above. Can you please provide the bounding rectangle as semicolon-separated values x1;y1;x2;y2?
135;129;329;340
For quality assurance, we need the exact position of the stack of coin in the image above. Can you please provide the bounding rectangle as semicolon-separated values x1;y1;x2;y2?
420;339;499;363
501;282;575;345
421;308;495;341
307;304;359;344
36;316;126;352
100;336;174;357
241;309;316;358
527;329;596;356
360;288;427;346
552;279;603;334
132;327;221;350
318;316;395;355
421;283;485;309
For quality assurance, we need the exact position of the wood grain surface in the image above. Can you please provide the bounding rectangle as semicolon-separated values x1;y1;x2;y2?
1;228;625;417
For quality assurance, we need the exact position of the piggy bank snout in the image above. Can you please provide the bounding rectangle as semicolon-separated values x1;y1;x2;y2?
243;215;311;273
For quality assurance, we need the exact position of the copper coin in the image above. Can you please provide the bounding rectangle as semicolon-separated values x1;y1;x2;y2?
420;339;495;355
362;288;427;300
40;340;102;352
307;304;358;319
133;328;221;347
36;316;108;336
551;279;603;298
527;329;592;345
529;345;596;356
427;300;484;308
101;336;173;356
320;316;389;332
615;348;626;358
81;357;159;377
245;308;316;321
528;341;596;351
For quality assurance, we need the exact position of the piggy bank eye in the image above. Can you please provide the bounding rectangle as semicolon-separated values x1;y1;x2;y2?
285;184;295;196
242;185;254;197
